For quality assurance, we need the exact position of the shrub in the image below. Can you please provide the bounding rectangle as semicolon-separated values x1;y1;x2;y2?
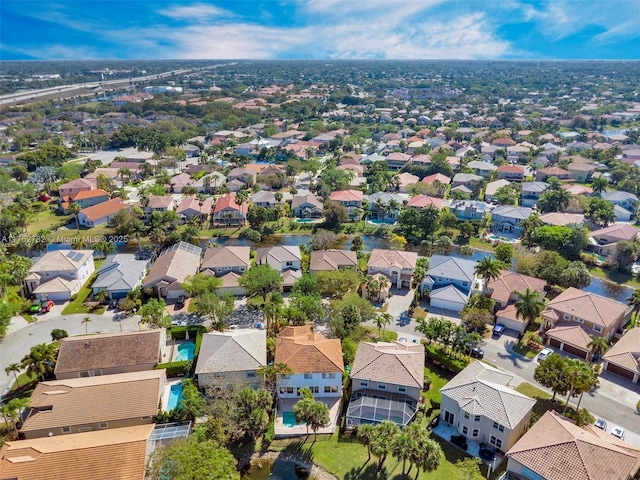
423;373;432;391
155;360;190;377
424;343;469;374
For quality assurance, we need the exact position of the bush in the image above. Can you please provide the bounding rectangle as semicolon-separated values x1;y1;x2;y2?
423;343;469;374
155;360;190;377
423;373;432;391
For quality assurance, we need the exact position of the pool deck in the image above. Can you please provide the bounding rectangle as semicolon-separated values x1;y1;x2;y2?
162;379;183;412
275;397;342;437
169;339;195;363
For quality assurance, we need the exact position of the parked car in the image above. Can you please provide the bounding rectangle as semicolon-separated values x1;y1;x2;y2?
29;301;42;314
492;324;506;337
470;347;484;359
537;348;554;362
594;418;607;430
108;299;119;310
611;426;625;440
40;300;54;313
175;295;186;309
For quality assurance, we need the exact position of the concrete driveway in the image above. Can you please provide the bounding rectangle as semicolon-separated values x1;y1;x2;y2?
385;287;415;318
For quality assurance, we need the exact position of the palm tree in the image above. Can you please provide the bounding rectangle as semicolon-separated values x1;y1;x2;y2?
379;313;392;339
373;198;386;220
82;316;91;335
391;430;413;475
591;176;608;194
474;256;501;283
370;421;399;471
586;334;609;362
4;363;21;387
563;359;599;413
357;424;376;462
21;343;57;381
627;289;640;321
68;202;82;232
374;315;385;338
514;287;546;330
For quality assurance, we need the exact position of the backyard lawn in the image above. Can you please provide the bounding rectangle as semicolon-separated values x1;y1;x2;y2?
61;272;105;315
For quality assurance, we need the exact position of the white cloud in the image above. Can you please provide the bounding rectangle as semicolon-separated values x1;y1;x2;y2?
158;3;234;21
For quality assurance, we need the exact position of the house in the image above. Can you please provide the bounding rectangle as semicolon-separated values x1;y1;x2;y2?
539;211;585;227
588;224;639;259
212;193;248;226
20;370;165;439
467;161;497;178
77;198;130;228
226;178;247;192
329;189;363;219
143;195;176;218
452;173;482;189
84;168;124;189
274;325;344;437
567;162;596;182
58;177;97;198
562;183;593;196
449;200;489;220
169;173;194;194
520;181;548;207
54;329;167;380
489;272;547;334
440;361;536;452
200;246;250;296
368;192;404;221
251;190;278;209
421;255;479;312
91;254;150;300
496;164;525;182
24;249;95;301
492;137;516;148
193;171;226;193
396;172;420;193
491;206;532;235
536;166;572;182
0;424;155;480
142;241;202;299
484;179;511;202
256;246;301;272
367;248;418;289
309;249;357;272
385;152;411;170
602;327;640;383
601;191;638;212
422;172;451;194
176;195;213;222
540;287;631;359
505;411;640;480
195;329;267;390
346;342;424;429
291;194;324;218
614;204;634;222
227;167;257;185
407;195;445;210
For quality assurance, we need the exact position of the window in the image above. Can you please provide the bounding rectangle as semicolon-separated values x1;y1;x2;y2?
464;411;470;419
575;317;584;324
324;385;338;393
472;429;479;437
93;369;102;376
98;422;108;429
224;266;231;271
282;374;291;380
462;426;468;435
493;422;504;432
141;416;152;421
398;386;406;393
475;415;481;422
280;386;294;394
563;312;570;320
79;371;90;378
490;436;503;449
322;373;336;379
377;383;387;390
78;427;93;433
360;381;369;388
286;261;294;267
462;281;469;287
304;373;313;379
61;426;71;433
310;386;319;394
593;325;602;333
246;371;256;378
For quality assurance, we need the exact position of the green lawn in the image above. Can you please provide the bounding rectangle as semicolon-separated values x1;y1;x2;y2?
413;306;428;321
514;382;570;425
422;364;453;407
61;273;105;315
21;314;37;323
26;207;71;235
588;266;640;289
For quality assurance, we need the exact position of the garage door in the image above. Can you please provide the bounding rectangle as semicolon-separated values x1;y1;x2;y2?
549;338;562;349
430;299;465;313
606;362;636;381
562;344;588;359
498;318;525;335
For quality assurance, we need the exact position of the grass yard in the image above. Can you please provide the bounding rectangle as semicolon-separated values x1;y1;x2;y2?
413;306;428;320
21;314;37;323
514;382;570;425
26;207;71;235
512;332;542;359
588;266;640;289
269;430;473;480
422;364;453;407
363;326;397;342
61;273;105;315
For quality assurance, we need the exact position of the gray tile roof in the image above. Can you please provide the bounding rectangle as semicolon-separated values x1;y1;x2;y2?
93;254;149;291
426;255;477;283
195;329;266;374
350;342;424;389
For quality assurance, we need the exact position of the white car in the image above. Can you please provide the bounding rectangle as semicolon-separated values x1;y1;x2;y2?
537;348;554;362
611;426;625;440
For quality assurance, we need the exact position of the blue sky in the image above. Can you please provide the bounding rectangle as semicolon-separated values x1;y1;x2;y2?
1;1;639;60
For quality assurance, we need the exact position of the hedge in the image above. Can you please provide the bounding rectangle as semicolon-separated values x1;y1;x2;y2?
423;343;469;374
155;360;190;376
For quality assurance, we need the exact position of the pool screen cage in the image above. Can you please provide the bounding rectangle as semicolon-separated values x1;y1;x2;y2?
346;396;417;429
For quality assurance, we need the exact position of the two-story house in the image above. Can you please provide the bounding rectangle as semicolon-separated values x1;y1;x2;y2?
421;255;479;312
368;192;404;221
567;162;596;182
226;167;257;186
385;152;411;170
200;246;250;296
212;193;247;226
452;173;482;190
488;271;547;334
367;248;418;289
536;166;572;182
256;245;302;289
602;327;640;384
520;181;548;207
291;194;324;219
59;189;110;213
601;191;638;221
195;329;266;391
440;361;536;453
251;190;279;209
142;241;202;299
467;161;497;179
346;341;424;430
496;164;525;182
143;195;176;218
24;249;95;301
176;195;213;222
58;178;97;198
491;206;532;235
588;224;639;259
329;190;363;220
449;200;489;221
274;326;344;437
540;287;632;360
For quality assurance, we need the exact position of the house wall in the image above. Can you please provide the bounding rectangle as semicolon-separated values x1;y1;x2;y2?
22;415;156;439
544;308;628;340
201;265;247;276
351;378;421;402
71;195;110;210
197;370;264;391
55;363;159;380
292;205;323;218
26;256;95;297
276;372;343;399
59;184;95;198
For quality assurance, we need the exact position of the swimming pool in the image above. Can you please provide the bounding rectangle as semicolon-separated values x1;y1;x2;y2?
367;219;397;226
295;218;314;223
175;342;195;362
487;234;518;244
282;411;300;428
167;383;183;411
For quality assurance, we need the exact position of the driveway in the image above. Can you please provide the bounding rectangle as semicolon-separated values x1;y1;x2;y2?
385;287;414;318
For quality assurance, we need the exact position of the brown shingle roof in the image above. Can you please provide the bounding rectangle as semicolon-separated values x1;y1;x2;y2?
350;342;424;388
54;330;163;376
546;287;629;328
275;325;344;373
21;370;165;434
507;411;640;480
309;249;357;271
487;271;547;306
143;241;202;287
201;246;250;270
602;327;640;373
0;425;153;480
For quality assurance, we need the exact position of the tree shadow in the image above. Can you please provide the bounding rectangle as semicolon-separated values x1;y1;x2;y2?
282;440;314;463
343;462;389;480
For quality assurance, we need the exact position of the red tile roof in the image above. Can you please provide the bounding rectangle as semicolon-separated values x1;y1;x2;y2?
213;193;247;214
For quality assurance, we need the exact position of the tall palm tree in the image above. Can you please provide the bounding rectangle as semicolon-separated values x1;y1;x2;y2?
21;343;57;381
4;363;21;387
357;423;375;461
474;256;501;283
514;287;546;330
627;289;640;321
591;176;608;194
68;202;82;233
82;316;91;335
380;313;392;339
586;334;609;362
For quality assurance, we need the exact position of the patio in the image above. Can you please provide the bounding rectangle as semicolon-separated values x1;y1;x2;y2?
432;421;506;470
274;397;342;438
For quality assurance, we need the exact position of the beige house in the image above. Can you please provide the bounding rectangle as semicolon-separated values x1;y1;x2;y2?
24;250;95;301
346;342;424;430
505;411;640;480
58;177;97;198
309;249;357;272
195;329;266;391
20;370;166;439
54;329;167;380
367;248;418;289
142;241;202;299
540;287;631;359
291;194;324;218
440;361;536;452
602;327;640;383
212;193;247;226
200;246;250;296
0;424;154;480
588;224;639;259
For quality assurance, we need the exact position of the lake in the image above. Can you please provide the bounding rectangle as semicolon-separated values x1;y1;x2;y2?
242;457;310;480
